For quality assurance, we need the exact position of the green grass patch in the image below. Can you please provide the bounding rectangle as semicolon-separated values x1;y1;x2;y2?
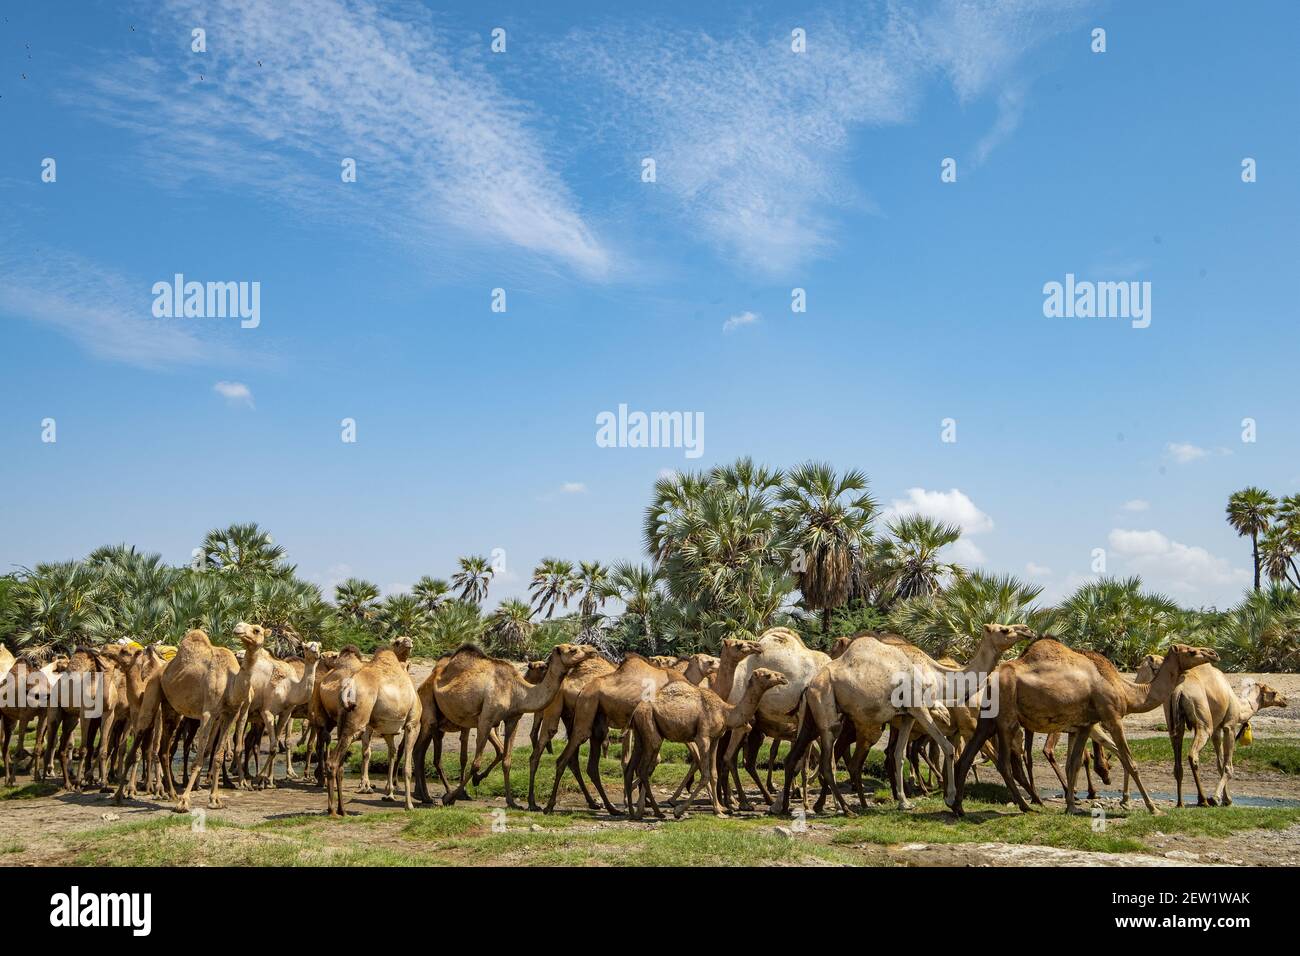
1123;737;1300;774
0;781;60;800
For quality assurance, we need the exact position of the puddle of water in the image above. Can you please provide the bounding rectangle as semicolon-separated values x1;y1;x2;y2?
1053;789;1300;809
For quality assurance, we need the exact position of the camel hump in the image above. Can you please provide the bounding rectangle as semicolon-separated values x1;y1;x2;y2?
448;642;490;659
341;677;358;710
757;626;805;647
181;628;211;646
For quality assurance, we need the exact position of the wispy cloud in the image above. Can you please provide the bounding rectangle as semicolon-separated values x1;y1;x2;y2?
1108;528;1249;596
557;1;1091;274
560;482;587;494
214;381;254;408
0;245;251;369
1122;498;1150;512
722;311;759;333
1165;442;1231;465
84;0;608;278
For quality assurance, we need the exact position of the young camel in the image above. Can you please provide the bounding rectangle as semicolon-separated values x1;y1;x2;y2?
113;644;170;803
159;626;244;811
543;654;688;815
325;638;421;816
949;640;1220;817
250;642;321;788
1157;652;1288;807
628;668;789;819
778;624;1030;816
415;642;592;808
526;651;617;811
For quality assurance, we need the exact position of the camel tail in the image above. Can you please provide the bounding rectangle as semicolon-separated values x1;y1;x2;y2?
341;678;358;711
1171;687;1191;736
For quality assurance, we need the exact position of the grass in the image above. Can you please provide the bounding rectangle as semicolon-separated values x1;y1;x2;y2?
0;781;59;800
1124;736;1300;774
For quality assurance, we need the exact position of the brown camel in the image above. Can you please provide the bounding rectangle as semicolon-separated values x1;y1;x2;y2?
526;649;617;811
324;637;420;816
950;640;1220;817
113;644;171;803
310;645;368;788
1;655;66;785
1156;653;1288;807
543;653;687;814
249;642;321;788
628;668;789;819
415;642;592;808
159;626;243;811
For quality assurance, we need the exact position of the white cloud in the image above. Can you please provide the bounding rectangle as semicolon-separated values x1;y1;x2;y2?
86;0;608;278
1107;528;1250;596
722;311;759;333
883;488;994;535
1122;499;1150;512
559;1;1091;274
1165;442;1208;464
1025;562;1052;577
214;381;254;408
560;482;587;494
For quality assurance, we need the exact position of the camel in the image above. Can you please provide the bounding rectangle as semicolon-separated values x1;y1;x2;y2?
525;649;618;811
950;640;1220;817
311;645;368;788
113;644;171;803
542;653;688;814
627;668;789;819
722;628;830;809
415;642;592;808
324;637;420;816
0;655;66;785
249;642;321;788
42;647;129;791
778;623;1030;815
1156;653;1288;807
159;626;243;811
224;625;283;789
0;645;13;682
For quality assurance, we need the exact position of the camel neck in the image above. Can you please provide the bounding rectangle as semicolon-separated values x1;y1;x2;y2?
711;655;743;697
725;679;768;729
1129;657;1183;713
520;657;568;712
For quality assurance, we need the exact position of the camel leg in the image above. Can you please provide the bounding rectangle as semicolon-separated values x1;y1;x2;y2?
379;734;398;800
584;719;621;815
499;716;521;809
764;736;780;797
846;722;874;810
444;719;492;805
400;721;416;811
327;728;357;817
1081;736;1098;800
174;711;219;813
1040;731;1070;796
356;729;374;794
1188;723;1212;806
1171;720;1187;807
949;716;998;816
1212;729;1235;806
471;728;507;785
1101;719;1159;815
0;717;12;786
432;729;452;796
1059;726;1091;815
257;710;279;789
674;740;710;818
528;715;561;811
740;726;770;807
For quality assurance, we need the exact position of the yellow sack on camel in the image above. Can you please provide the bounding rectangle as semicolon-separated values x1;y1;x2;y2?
1241;722;1254;746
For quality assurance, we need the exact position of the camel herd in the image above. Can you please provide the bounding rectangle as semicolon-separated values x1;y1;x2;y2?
0;622;1289;822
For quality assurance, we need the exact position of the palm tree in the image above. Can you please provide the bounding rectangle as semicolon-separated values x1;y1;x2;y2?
776;461;877;634
876;515;965;608
1259;525;1300;589
575;560;610;626
412;576;451;616
451;555;494;606
423;600;486;656
334;578;381;625
889;571;1044;660
1226;487;1278;590
1215;585;1300;672
1048;576;1181;669
487;599;536;659
377;593;426;639
529;558;578;618
200;522;288;576
601;562;663;654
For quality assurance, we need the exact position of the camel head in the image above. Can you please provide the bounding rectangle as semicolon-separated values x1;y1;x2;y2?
1165;643;1219;673
829;636;855;660
524;660;549;684
1241;678;1287;712
233;622;266;651
303;641;322;662
549;643;593;671
720;638;761;662
391;636;415;660
1135;653;1164;683
749;668;789;695
982;623;1036;652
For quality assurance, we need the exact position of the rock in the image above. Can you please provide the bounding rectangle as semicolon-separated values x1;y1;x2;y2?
1164;850;1200;861
529;823;543;832
100;812;120;822
771;825;795;839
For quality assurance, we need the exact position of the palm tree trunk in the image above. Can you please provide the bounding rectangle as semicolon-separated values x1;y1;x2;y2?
1252;532;1261;591
821;606;832;637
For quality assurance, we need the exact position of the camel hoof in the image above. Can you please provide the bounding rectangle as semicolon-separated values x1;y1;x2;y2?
1151;807;1166;817
897;800;913;812
1220;796;1231;807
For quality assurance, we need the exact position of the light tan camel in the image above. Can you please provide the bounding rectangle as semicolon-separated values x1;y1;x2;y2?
113;644;170;803
1158;654;1288;807
224;624;281;790
310;645;370;789
416;642;592;808
526;649;617;811
628;668;789;819
723;628;830;808
0;645;13;682
249;642;321;788
1;656;66;785
325;637;420;816
543;653;687;814
779;624;1029;815
43;647;128;791
950;640;1220;816
160;627;243;811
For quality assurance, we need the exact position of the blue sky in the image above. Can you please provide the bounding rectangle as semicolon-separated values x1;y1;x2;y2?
1;0;1297;610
